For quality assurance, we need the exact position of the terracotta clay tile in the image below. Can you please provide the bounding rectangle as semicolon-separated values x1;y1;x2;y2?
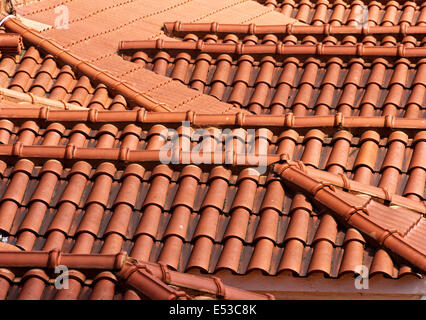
0;119;14;145
370;249;397;278
42;123;65;146
230;168;259;213
295;0;313;23
146;124;168;150
190;53;212;92
404;132;426;200
300;129;325;168
248;56;276;114
209;54;233;100
0;159;34;233
353;130;381;184
270;58;299;114
259;178;285;215
311;0;329;25
186;236;214;272
278;239;305;275
16;160;62;250
0;269;14;299
338;238;365;276
158;235;184;270
17;120;39;145
326;130;353;174
164;167;201;241
131;234;157;264
68;124;91;148
131;51;149;66
378;131;408;193
120;124;142;147
141;165;173;208
199;166;231;212
55;161;92;207
133;166;173;244
292;59;320;115
312;213;338;245
279;0;295;17
289;192;313;214
88;84;110;110
418;3;426;25
307;239;334;276
337;58;364;114
85;162;116;208
359;59;388;116
96;124;118;148
17;269;48;300
253;208;280;244
315;58;342;115
382;1;399;26
53;277;85;300
109;95;128;111
69;76;92;106
30;74;53;98
224;206;251;243
215;236;244;273
113;164;145;209
9;48;40;92
90;272;117;300
228;55;254;107
170;52;191;84
284;207;310;244
343;227;366;245
1;0;425;297
247;238;274;273
329;1;346;26
152;51;170;76
0;56;16;87
49;65;75;101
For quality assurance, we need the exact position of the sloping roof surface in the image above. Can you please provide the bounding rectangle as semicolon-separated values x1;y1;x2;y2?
13;0;301;113
0;0;423;300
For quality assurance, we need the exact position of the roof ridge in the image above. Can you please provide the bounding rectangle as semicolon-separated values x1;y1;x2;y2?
119;39;426;58
1;107;425;128
273;161;426;272
0;15;172;112
163;21;426;37
300;165;426;215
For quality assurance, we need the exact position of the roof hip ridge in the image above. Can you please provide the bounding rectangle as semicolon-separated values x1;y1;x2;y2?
0;15;171;112
272;162;426;273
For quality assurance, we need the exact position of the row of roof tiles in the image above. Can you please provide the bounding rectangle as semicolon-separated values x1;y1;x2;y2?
120;41;426;115
164;21;426;39
0;157;422;279
0;46;130;110
0;250;273;300
0;118;422;277
2;40;425;116
260;0;426;27
0;117;424;194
